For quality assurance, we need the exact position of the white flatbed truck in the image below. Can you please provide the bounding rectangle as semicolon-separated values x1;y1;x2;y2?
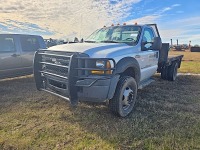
34;24;183;117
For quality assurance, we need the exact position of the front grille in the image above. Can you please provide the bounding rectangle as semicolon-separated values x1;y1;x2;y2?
34;49;116;101
35;50;75;96
48;79;67;89
40;54;70;77
42;55;70;66
39;51;73;78
44;64;68;76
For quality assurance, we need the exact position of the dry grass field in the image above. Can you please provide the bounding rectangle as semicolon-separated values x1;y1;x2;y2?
169;50;200;74
0;74;200;149
0;50;200;149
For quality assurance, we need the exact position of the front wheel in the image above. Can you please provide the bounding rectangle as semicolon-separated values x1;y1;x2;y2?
109;76;137;117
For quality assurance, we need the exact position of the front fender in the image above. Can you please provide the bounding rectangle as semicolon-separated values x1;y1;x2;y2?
113;57;141;84
107;57;141;100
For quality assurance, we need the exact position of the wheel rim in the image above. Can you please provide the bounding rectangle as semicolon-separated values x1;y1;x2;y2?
122;86;134;110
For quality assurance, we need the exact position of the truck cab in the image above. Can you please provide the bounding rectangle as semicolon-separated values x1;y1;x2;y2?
0;34;46;79
34;24;183;117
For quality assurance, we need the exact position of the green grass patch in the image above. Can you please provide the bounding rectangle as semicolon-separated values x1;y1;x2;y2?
0;76;200;149
169;51;200;61
179;61;200;74
169;51;200;74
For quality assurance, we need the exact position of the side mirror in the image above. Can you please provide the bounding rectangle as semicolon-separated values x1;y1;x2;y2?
141;40;152;51
142;40;148;45
152;37;162;50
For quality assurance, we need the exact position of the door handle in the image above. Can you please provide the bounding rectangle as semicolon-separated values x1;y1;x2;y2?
11;54;20;57
135;55;141;58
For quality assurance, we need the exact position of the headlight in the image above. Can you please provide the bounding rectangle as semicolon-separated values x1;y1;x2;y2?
96;60;105;68
91;60;111;75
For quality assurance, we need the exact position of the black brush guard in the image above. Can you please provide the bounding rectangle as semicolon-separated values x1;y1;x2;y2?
34;49;116;105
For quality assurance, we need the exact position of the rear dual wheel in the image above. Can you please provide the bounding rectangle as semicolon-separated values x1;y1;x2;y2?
161;66;168;80
109;76;137;117
161;62;178;81
168;62;178;81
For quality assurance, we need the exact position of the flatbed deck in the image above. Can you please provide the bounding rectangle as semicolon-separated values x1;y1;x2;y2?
157;53;184;73
166;54;184;65
168;55;184;60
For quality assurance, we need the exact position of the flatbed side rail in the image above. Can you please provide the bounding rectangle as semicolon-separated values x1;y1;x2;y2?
167;55;184;63
167;54;184;68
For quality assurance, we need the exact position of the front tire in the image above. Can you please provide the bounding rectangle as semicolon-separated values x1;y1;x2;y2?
109;76;137;117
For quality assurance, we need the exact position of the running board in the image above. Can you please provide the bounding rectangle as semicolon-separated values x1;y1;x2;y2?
138;78;155;89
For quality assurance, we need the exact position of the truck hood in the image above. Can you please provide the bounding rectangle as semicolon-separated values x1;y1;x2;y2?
48;42;135;58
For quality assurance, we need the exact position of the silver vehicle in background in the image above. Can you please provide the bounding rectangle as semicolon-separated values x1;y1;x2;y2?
0;34;46;79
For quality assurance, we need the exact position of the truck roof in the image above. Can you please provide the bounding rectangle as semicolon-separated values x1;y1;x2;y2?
102;23;156;28
100;23;160;37
0;33;42;37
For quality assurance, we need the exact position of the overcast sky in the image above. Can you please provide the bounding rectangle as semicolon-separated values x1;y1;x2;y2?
0;0;199;44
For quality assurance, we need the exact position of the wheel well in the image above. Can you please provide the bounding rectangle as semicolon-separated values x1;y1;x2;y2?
114;57;141;85
120;67;140;85
122;67;136;79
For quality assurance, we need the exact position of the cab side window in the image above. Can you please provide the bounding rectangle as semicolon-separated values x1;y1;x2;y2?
0;36;15;53
20;36;40;52
142;28;155;50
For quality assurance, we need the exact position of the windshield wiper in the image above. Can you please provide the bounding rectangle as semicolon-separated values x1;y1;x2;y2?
84;40;96;43
100;40;119;43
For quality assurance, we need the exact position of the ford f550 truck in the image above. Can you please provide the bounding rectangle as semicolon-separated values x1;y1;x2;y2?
34;24;183;117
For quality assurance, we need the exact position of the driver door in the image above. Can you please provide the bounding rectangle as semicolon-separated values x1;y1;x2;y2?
139;27;159;81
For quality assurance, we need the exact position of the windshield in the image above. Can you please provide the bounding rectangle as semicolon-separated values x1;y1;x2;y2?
85;26;141;45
